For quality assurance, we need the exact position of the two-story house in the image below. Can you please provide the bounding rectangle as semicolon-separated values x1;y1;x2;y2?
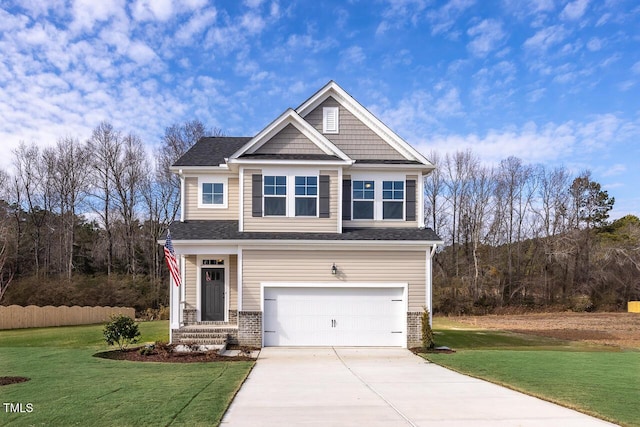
164;81;442;348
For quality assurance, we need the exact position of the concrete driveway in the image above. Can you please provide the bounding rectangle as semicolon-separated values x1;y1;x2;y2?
221;347;615;426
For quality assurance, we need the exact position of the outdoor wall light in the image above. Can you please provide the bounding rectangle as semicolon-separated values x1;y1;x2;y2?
331;263;337;275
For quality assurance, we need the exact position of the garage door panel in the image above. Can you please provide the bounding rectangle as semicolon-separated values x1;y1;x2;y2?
263;287;405;347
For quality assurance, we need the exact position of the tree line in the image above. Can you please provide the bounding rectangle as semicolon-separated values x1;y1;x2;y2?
1;126;638;313
0;120;221;310
426;150;639;314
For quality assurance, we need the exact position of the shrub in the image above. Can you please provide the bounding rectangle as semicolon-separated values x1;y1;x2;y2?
421;308;435;351
103;314;141;350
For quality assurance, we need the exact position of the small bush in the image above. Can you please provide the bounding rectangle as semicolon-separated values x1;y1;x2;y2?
103;314;141;350
422;308;435;351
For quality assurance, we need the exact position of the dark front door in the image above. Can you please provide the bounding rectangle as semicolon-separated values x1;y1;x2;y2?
202;268;225;321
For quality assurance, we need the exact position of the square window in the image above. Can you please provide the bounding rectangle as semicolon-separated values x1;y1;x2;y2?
295;198;317;216
202;182;224;205
383;201;403;219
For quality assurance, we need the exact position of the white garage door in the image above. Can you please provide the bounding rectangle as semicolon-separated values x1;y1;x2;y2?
263;287;405;347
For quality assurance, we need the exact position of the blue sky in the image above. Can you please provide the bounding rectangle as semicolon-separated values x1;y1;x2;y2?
1;0;639;218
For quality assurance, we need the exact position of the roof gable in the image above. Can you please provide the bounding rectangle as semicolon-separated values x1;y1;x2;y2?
297;81;433;168
253;123;326;156
229;109;352;163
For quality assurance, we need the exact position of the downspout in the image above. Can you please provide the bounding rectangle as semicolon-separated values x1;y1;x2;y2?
426;243;438;327
179;170;185;222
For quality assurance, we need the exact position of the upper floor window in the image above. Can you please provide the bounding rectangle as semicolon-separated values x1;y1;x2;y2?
202;183;224;205
264;176;286;216
352;180;374;219
198;176;227;208
382;181;404;219
295;176;318;216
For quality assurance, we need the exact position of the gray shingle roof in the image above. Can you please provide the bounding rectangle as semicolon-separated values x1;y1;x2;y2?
173;137;252;167
239;153;342;161
166;220;441;242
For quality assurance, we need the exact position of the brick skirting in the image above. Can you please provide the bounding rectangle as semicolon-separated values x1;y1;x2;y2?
407;311;423;348
238;311;262;347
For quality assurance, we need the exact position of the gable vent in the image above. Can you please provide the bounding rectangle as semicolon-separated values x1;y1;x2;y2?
323;107;339;134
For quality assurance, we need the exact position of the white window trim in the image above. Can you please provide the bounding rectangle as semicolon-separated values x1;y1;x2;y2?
294;175;319;217
261;168;322;218
323;107;339;134
263;175;288;217
198;176;228;209
350;173;406;221
382;180;406;221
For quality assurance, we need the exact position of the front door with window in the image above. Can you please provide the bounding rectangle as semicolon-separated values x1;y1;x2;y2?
201;268;225;321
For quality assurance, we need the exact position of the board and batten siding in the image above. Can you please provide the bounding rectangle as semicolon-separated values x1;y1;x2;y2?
242;169;339;232
242;250;426;311
254;124;325;155
304;97;406;161
184;177;239;220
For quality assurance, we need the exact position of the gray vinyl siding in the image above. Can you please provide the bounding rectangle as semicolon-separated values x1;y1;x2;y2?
303;97;407;160
242;249;426;311
185;255;197;308
184;177;239;220
243;169;339;232
254;124;325;155
342;220;419;228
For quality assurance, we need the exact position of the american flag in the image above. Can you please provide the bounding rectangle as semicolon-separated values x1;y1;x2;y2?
164;230;181;287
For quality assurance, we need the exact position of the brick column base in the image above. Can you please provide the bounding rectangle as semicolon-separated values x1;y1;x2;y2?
183;309;197;325
407;311;422;348
238;311;262;347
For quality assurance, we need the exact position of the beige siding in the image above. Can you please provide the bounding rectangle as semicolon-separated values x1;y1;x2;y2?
304;97;406;160
254;124;325;155
243;169;339;232
242;250;426;311
184;177;239;220
229;255;238;310
185;255;197;308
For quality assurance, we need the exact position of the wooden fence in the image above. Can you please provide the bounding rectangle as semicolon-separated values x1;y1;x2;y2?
0;305;135;329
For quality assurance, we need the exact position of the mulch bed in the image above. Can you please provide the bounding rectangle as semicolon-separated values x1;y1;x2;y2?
94;347;255;363
0;376;30;386
410;347;456;354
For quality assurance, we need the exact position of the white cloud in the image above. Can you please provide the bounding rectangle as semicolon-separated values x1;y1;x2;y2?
586;37;602;51
131;0;174;22
560;0;589;21
467;19;505;57
338;46;366;70
175;7;217;44
426;0;475;36
602;163;626;177
70;0;127;34
524;25;568;51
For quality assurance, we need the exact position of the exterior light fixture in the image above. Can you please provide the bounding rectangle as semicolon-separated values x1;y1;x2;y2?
331;263;337;275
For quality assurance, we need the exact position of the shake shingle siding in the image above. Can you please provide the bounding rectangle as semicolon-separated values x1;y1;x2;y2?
254;124;326;155
303;97;407;161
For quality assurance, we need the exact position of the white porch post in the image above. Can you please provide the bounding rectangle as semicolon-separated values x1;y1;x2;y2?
237;248;243;311
425;244;437;326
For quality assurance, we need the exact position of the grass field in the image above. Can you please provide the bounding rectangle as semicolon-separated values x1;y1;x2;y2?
425;316;640;427
0;321;253;426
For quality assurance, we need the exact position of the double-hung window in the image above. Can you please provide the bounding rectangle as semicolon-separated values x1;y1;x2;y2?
264;176;287;216
202;183;224;205
295;176;317;216
352;180;375;219
382;181;404;219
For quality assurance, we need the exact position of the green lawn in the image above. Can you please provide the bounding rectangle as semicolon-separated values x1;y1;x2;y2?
425;318;640;427
0;321;253;426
